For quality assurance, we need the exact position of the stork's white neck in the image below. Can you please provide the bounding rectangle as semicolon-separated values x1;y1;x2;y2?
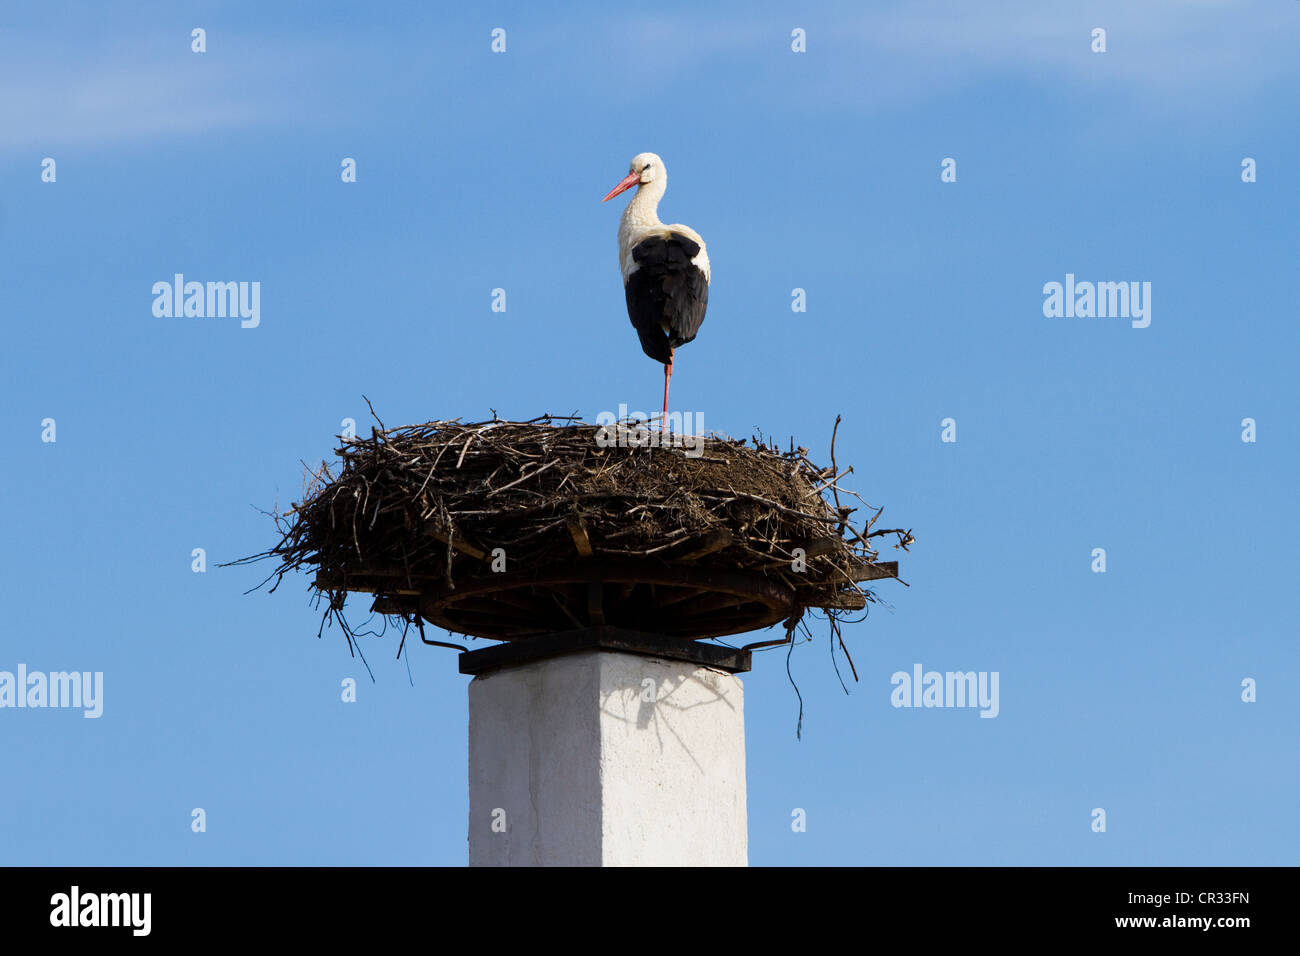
620;175;667;231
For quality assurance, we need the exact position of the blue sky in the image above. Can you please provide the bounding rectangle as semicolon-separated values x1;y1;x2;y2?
2;0;1296;865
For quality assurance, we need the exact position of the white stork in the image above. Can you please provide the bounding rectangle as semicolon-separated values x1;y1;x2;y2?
602;152;709;434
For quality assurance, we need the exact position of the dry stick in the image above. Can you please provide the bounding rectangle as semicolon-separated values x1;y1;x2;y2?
361;395;386;431
414;459;440;500
358;478;371;534
425;522;487;560
523;413;581;424
480;463;508;491
490;517;566;545
698;491;837;524
837;626;860;682
455;433;476;468
486;459;558;498
599;531;691;557
829;414;846;532
351;495;362;559
810;466;853;496
551;591;584;630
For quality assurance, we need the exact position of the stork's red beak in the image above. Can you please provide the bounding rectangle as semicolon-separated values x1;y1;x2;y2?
602;172;641;203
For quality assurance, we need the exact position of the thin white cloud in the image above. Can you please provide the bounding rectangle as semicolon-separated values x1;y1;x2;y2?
584;0;1299;111
0;33;364;153
849;0;1299;98
4;1;1293;155
0;62;257;150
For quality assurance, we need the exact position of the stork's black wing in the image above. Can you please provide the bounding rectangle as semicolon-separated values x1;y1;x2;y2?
624;232;709;364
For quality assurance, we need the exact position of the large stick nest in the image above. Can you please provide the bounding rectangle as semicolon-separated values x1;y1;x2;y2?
237;413;911;656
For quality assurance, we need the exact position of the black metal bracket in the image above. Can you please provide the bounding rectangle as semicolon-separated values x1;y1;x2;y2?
458;625;752;676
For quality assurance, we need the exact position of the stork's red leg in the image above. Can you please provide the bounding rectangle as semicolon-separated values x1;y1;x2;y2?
662;349;674;435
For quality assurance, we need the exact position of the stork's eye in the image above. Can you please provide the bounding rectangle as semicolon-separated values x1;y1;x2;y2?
642;164;651;172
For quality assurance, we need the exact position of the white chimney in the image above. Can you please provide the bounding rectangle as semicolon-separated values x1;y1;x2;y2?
464;627;749;866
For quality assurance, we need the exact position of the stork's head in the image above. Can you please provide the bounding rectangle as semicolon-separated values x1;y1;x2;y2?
602;152;663;202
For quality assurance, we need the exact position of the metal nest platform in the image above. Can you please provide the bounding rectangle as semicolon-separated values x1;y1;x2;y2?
321;556;898;642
